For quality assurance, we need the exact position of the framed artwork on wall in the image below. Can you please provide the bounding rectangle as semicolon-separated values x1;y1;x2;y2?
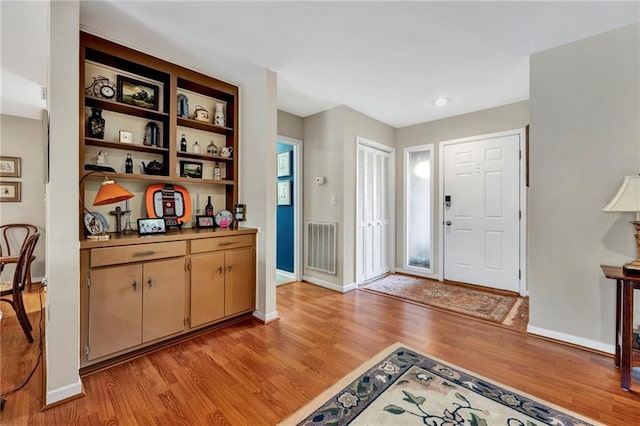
0;181;21;202
277;180;291;205
0;156;21;178
277;151;291;177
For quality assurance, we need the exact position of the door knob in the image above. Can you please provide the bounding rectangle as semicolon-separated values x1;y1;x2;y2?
446;221;452;226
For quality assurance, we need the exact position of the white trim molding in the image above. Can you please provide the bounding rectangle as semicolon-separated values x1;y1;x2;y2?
527;325;615;354
303;276;357;293
253;310;280;323
46;377;83;405
394;268;440;281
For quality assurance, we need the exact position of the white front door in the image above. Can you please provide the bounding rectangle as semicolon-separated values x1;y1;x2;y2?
357;142;391;282
442;133;521;292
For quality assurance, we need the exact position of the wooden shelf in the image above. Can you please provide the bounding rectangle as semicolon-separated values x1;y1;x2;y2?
85;138;169;154
177;151;233;162
86;96;169;121
81;170;234;186
177;117;233;135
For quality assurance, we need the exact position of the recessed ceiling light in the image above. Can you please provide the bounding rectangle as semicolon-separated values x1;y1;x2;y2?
434;98;448;107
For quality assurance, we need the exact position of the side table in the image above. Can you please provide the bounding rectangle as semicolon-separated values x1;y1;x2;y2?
601;265;640;390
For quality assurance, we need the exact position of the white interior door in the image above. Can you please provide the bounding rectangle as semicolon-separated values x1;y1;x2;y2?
357;143;391;282
443;133;520;292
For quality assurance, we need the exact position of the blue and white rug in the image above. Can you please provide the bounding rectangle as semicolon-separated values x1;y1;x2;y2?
280;344;601;426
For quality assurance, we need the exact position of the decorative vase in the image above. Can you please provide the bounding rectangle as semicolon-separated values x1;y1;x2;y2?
88;108;105;139
214;103;225;126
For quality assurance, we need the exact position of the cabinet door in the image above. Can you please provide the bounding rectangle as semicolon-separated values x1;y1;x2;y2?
190;252;225;327
225;247;255;316
89;264;142;360
142;257;186;343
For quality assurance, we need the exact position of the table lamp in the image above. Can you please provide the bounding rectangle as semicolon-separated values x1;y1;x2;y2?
80;171;134;240
604;175;640;274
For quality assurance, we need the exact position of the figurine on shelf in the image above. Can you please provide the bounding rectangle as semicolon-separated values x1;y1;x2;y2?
214;103;225;126
193;141;201;154
177;93;189;118
96;151;108;166
207;141;219;155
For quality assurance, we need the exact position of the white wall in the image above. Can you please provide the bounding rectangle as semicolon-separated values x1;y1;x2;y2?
46;0;83;404
0;114;46;279
278;110;304;141
529;24;640;351
395;101;530;275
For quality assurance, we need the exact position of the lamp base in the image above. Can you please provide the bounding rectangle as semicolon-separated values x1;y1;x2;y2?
623;260;640;275
87;234;111;241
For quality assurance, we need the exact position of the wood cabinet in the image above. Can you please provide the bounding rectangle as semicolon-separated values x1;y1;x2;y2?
189;235;255;327
80;229;256;371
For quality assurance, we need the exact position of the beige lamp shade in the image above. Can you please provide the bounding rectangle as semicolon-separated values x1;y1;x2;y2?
604;175;640;213
92;179;134;206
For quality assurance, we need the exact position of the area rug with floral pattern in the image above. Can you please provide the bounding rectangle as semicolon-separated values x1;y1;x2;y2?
360;274;524;325
280;344;600;426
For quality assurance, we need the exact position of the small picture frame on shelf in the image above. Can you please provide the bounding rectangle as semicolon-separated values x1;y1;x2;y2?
179;161;203;179
119;130;133;143
0;156;21;177
117;76;159;110
0;181;21;202
196;215;215;229
137;217;167;235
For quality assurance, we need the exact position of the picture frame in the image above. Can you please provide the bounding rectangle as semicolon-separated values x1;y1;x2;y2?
0;156;21;177
117;75;159;110
277;180;291;205
277;151;291;177
137;217;167;235
196;215;215;228
180;161;203;179
0;181;21;202
119;130;133;143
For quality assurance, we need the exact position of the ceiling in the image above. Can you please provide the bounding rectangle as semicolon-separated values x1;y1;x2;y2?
2;2;640;127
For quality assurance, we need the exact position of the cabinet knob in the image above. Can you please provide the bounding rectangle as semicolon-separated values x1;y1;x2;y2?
227;265;233;272
218;266;223;274
133;281;138;291
148;278;153;288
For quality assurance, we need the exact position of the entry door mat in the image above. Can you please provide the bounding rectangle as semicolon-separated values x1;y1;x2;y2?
280;344;601;426
360;274;523;325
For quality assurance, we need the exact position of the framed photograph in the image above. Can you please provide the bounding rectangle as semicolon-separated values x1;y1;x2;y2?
196;215;215;229
277;151;291;177
0;181;21;202
180;161;203;179
277;180;291;205
117;75;159;110
119;130;133;143
0;156;21;177
137;217;167;235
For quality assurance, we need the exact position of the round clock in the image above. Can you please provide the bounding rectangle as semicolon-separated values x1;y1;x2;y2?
215;209;233;227
92;76;116;99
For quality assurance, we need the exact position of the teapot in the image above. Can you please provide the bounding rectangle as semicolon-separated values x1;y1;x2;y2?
220;146;233;158
193;105;209;122
141;160;164;175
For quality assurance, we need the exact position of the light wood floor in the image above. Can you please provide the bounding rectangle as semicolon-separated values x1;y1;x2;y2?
2;281;640;424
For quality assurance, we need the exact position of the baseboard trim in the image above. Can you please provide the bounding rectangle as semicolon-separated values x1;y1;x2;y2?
253;310;279;323
527;325;615;355
302;276;356;293
46;377;83;406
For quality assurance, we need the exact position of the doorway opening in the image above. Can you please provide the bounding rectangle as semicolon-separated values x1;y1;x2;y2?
276;136;302;286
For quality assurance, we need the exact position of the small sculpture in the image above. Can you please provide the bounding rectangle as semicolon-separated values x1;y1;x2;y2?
96;151;108;165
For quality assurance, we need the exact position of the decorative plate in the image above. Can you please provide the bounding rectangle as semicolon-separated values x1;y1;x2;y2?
215;209;233;227
84;211;108;235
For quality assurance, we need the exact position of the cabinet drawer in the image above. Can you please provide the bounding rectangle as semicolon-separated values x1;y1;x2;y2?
91;241;187;267
191;235;253;254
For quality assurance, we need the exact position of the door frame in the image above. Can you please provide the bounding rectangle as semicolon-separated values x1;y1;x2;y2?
276;135;303;283
355;136;396;285
438;128;527;296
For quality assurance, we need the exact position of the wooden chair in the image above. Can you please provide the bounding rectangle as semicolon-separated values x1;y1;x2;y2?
0;232;40;343
0;224;38;292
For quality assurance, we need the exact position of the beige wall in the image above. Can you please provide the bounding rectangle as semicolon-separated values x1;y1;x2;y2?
278;110;304;141
528;23;640;350
395;101;530;275
0;114;46;279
